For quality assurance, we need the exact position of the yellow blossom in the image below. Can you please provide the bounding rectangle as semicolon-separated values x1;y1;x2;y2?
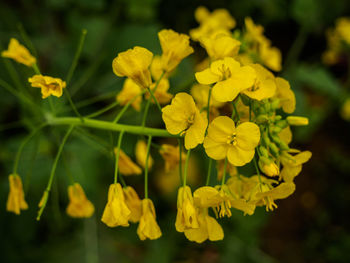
158;29;194;72
287;116;309;126
241;64;276;101
112;46;153;88
258;158;280;177
204;116;260;166
275;77;296;114
101;183;131;227
162;93;208;149
145;78;173;105
116;78;142;111
280;151;312;182
200;34;241;60
6;174;28;215
244;17;265;44
279;126;292;145
259;42;282;72
175;186;199;232
66;183;95;218
150;55;165;80
28;74;66;99
159;144;186;172
1;38;36;66
137;198;162;240
195;57;256;102
341;98;350;121
114;149;142;176
190;84;224;110
135;140;153;170
123;186;142;223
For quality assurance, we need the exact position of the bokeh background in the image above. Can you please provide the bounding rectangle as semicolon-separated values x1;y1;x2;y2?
1;0;350;262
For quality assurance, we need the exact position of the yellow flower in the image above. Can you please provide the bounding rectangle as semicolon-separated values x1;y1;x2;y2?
162;93;208;149
275;77;296;114
101;183;131;227
137;198;162;240
341;98;350;121
66;183;95;218
28;75;66;99
145;78;173;105
1;38;36;66
114;149;142;176
116;78;142;111
200;34;241;60
159;144;186;173
158;29;194;72
241;64;276;101
150;55;165;80
335;17;350;44
195;57;256;102
112;46;153;88
204;116;260;166
244;17;265;44
279;126;292;145
190;84;224;110
184;209;224;243
280;151;312;182
135;140;153;170
259;42;282;72
258;157;280;177
6;174;28;215
123;186;142;223
286;116;309;126
175;186;199;232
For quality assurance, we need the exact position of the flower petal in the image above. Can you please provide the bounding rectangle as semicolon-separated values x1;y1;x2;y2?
236;122;260;150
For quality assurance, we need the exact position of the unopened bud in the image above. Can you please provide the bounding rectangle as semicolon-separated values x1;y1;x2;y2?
259;146;269;158
276;120;288;129
287;116;309;126
259;158;280;177
255;114;269;124
271;99;280;110
269;142;279;157
262;132;271;146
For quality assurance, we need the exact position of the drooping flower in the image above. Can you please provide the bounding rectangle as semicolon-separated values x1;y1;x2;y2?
158;29;194;72
123;186;142;223
101;183;131;227
145;78;173;105
275;77;296;114
28;75;66;99
116;78;142;111
6;174;28;215
112;46;153;88
280;151;312;182
162;93;208;150
135;140;153;170
204;116;260;166
195;57;256;102
114;149;142;176
175;186;199;232
200;34;241;60
137;198;162;240
1;38;36;66
159;144;186;173
66;183;95;218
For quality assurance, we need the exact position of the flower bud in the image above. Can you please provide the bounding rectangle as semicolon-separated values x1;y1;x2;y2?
259;146;269;158
255;114;269;124
259;158;280;177
286;116;309;126
271;99;280;110
261;132;271;146
269;142;279;157
276;120;288;129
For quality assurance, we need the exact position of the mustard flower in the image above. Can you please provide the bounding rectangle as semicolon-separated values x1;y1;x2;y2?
204;116;260;166
158;29;194;72
275;77;296;114
145;78;173;105
175;186;199;232
112;46;153;89
162;93;208;150
28;74;66;99
259;42;282;72
159;144;186;173
137;198;162;240
244;17;265;44
114;149;142;176
200;34;241;60
66;183;95;218
1;38;36;66
195;57;256;102
6;174;28;215
123;186;142;223
116;78;142;111
135;140;153;170
101;183;131;227
280;151;312;182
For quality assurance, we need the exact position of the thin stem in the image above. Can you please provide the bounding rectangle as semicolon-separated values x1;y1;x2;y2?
119;175;127;188
232;100;239;121
113;90;146;123
183;149;191;187
221;158;228;186
206;158;213;186
114;131;124;184
48;97;56;115
86;101;119;118
37;125;75;220
13;124;47;174
253;155;263;191
147;87;162;112
144;135;152;199
65;88;84;122
178;138;183;185
32;63;41;75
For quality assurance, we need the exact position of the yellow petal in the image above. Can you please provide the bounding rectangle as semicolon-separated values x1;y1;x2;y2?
195;68;221;85
236;122;260;150
206;215;224;241
227;146;255;166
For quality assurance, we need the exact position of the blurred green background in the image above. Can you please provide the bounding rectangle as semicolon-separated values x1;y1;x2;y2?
1;0;350;262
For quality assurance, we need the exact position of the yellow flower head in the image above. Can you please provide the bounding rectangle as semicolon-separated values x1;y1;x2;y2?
184;209;224;243
244;17;265;43
162;93;208;150
66;183;95;218
275;77;296;114
114;149;142;176
135;140;153;170
280;151;312;182
101;183;131;227
158;29;194;72
2;38;36;66
145;78;173;105
259;43;282;72
341;98;350;121
193;186;222;208
6;174;28;215
112;46;153;88
204;116;260;166
137;198;162;240
123;186;142;223
28;75;66;99
159;144;186;173
116;78;142;111
200;34;241;60
175;186;199;232
195;57;256;102
241;64;276;101
258;158;280;177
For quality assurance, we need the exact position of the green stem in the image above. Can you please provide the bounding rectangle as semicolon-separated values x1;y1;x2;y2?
178;138;183;185
232;100;239;121
144;135;152;198
183;149;191;187
86;101;119;118
119;175;127;188
32;63;41;75
48;116;175;138
114;131;124;184
64;88;84;122
113;90;146;123
206;158;213;186
147;87;162;112
221;158;228;186
37;125;75;220
253;155;263;191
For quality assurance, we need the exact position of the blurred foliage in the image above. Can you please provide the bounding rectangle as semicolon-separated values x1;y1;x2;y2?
1;0;350;262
